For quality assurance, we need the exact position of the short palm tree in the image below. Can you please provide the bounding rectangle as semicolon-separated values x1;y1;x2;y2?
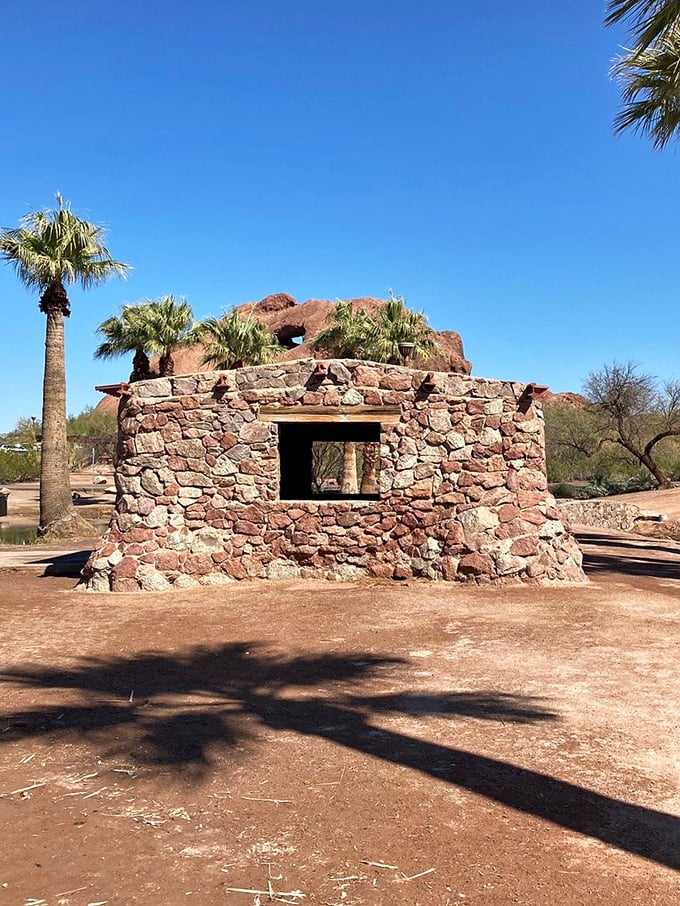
95;295;197;380
366;292;440;364
94;303;154;382
0;195;129;537
140;295;196;376
197;309;279;370
611;24;680;148
310;299;376;358
311;293;438;495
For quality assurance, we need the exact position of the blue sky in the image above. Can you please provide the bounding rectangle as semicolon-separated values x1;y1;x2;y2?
1;0;678;433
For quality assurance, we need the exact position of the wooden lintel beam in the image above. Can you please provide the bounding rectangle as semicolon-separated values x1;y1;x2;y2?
259;405;401;424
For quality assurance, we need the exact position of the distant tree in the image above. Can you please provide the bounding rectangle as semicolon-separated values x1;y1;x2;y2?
67;407;118;468
584;361;680;488
0;194;129;536
196;309;279;370
310;441;344;494
606;1;680;147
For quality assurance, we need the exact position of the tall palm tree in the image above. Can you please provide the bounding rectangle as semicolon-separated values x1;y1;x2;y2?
0;195;129;537
611;25;680;148
94;303;153;382
606;1;680;50
197;309;279;370
310;299;376;358
366;292;440;365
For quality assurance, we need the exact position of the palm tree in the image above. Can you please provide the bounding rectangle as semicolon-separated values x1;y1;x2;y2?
141;295;196;376
611;25;680;148
94;303;153;382
366;292;440;365
197;309;279;370
95;296;197;380
606;1;680;51
0;195;129;537
310;299;376;358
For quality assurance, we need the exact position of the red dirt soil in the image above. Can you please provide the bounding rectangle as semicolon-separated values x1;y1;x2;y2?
1;528;679;905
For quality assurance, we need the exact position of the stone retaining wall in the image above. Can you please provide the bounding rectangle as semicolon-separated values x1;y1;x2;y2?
83;360;585;591
556;498;663;532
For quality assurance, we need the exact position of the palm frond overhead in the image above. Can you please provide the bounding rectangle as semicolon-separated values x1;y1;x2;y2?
612;25;680;147
605;1;680;51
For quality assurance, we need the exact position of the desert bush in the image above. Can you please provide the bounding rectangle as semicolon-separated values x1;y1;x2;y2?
0;450;40;482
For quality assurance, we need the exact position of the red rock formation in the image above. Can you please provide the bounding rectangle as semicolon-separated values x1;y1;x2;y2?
151;294;470;377
542;391;588;409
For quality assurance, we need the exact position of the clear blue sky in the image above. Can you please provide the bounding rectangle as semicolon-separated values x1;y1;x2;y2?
1;0;678;433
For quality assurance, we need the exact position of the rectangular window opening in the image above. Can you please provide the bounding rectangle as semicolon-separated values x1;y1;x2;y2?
279;422;381;501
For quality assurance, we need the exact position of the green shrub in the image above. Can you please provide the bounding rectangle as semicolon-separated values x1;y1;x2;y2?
0;450;40;482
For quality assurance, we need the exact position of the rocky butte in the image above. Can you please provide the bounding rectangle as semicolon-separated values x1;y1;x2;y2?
84;302;585;590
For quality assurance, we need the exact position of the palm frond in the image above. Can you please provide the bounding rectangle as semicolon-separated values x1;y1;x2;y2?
605;1;680;50
612;25;680;147
198;309;280;369
310;299;376;358
0;193;131;293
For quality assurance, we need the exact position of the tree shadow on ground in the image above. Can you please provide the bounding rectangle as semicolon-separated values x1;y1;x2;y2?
577;530;680;559
1;642;678;870
577;531;680;580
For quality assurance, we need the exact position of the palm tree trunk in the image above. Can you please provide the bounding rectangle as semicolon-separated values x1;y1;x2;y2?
159;352;174;376
131;348;151;382
360;442;380;494
341;442;358;495
38;284;93;537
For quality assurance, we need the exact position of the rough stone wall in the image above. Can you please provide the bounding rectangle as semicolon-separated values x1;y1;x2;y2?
83;360;585;591
557;499;664;532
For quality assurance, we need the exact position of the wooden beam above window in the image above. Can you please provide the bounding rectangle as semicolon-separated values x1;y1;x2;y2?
259;405;401;424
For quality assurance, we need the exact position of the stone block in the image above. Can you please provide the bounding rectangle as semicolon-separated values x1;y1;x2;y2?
136;378;172;398
458;551;495;575
458;507;499;534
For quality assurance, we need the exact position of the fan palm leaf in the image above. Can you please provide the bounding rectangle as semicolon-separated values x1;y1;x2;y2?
197;310;279;370
365;293;440;364
310;299;376;358
606;1;680;51
612;25;680;147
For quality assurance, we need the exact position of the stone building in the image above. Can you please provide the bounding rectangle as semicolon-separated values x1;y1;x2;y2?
83;359;585;591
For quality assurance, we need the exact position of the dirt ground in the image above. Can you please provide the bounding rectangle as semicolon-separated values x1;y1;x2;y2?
0;517;679;906
0;470;115;534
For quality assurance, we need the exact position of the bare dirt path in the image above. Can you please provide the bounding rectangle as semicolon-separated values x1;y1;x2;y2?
0;528;679;905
